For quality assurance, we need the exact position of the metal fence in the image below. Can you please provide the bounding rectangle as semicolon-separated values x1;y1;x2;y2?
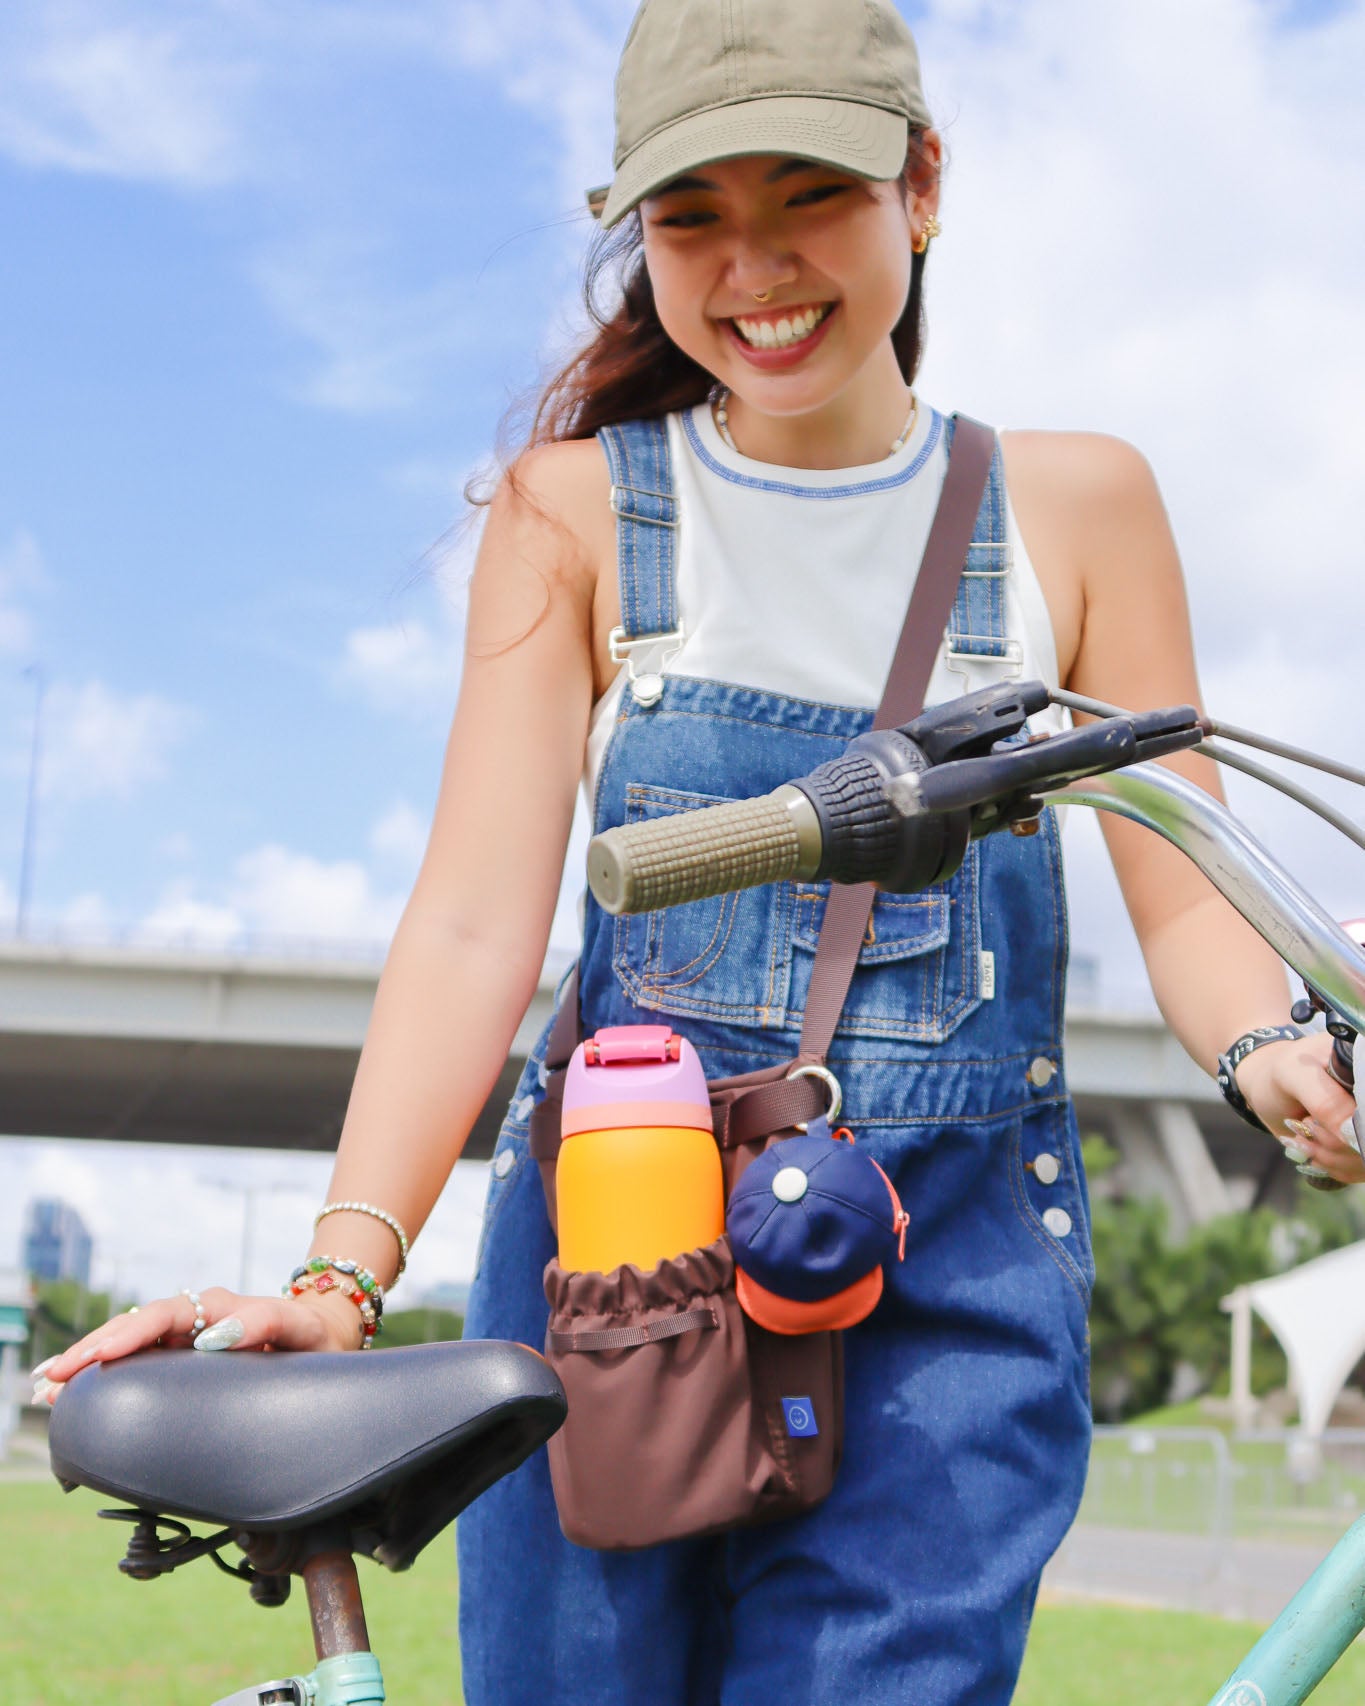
1045;1426;1365;1621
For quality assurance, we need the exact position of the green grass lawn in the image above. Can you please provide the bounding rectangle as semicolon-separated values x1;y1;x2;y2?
0;1480;461;1706
9;1476;1365;1704
1019;1599;1365;1704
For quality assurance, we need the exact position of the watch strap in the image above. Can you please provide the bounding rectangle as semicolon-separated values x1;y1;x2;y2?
1216;1025;1302;1134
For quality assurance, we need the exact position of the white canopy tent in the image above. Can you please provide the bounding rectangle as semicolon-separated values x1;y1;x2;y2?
1225;1241;1365;1436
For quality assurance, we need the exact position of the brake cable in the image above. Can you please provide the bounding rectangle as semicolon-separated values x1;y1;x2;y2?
1049;687;1365;855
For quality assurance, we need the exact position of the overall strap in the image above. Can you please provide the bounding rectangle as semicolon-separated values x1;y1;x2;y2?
944;433;1014;669
597;418;683;705
796;414;997;1065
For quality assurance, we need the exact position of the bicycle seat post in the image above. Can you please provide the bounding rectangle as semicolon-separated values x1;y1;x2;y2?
296;1523;372;1662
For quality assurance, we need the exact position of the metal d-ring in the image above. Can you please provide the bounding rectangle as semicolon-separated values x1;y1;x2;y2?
786;1063;843;1132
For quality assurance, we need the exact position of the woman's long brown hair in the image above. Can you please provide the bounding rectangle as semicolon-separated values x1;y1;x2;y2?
513;132;936;455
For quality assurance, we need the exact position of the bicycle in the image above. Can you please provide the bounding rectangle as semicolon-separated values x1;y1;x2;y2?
46;677;1365;1705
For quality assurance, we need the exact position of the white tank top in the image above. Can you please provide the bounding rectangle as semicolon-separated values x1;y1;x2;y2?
584;400;1064;803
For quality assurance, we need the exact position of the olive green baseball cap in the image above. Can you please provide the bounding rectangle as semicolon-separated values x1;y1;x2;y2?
592;0;932;228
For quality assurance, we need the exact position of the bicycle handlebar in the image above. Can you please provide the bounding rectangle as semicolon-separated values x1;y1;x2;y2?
584;679;1365;1035
588;681;1203;915
1051;765;1365;1036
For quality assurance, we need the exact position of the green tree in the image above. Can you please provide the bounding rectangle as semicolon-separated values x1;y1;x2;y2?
1084;1136;1321;1422
26;1279;132;1368
376;1307;465;1348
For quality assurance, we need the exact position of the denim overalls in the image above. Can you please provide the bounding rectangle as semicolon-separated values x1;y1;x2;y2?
458;414;1093;1706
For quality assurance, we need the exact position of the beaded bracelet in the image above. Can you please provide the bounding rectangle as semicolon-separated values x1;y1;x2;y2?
313;1201;410;1278
283;1257;384;1347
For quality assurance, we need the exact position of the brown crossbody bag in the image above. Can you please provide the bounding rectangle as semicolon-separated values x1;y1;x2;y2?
526;416;996;1550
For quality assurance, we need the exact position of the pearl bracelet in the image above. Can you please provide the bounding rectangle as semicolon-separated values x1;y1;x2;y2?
313;1200;410;1278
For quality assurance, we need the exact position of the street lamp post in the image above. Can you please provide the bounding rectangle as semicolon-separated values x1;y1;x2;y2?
206;1179;308;1295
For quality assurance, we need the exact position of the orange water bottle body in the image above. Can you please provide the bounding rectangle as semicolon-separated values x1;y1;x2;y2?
557;1125;724;1273
556;1025;721;1275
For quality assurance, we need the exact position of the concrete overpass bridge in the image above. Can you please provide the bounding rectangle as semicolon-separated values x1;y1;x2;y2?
0;936;1296;1235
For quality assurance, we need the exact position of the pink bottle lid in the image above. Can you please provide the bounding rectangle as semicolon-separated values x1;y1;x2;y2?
561;1025;712;1137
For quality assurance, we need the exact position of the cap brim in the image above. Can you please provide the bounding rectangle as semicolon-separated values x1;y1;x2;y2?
735;1263;883;1336
599;96;910;228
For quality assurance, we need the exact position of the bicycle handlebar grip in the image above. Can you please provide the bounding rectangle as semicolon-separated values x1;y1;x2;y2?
587;788;820;915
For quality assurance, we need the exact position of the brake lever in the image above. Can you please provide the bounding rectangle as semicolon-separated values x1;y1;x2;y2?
889;706;1204;823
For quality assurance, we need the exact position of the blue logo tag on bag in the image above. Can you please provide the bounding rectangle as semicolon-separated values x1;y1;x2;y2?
782;1396;818;1438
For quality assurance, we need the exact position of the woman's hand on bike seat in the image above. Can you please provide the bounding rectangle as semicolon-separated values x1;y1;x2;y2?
32;1285;365;1405
1235;1030;1365;1186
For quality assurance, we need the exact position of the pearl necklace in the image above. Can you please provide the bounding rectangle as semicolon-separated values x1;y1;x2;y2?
711;386;919;460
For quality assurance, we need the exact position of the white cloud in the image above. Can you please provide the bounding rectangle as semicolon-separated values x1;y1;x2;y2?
40;679;192;802
252;237;490;415
0;12;249;186
441;0;628;212
139;884;245;948
370;799;429;868
231;844;407;941
141;842;409;949
338;612;465;722
60;890;113;933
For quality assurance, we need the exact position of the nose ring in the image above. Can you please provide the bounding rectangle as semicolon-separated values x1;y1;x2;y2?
751;289;772;303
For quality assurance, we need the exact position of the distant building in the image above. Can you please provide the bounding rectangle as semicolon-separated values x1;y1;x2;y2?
23;1199;93;1288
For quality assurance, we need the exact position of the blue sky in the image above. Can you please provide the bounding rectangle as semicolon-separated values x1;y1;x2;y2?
0;2;624;945
3;0;1365;1299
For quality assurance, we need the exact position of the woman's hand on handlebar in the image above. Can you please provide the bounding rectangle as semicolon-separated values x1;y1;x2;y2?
1236;1032;1365;1186
32;1285;365;1404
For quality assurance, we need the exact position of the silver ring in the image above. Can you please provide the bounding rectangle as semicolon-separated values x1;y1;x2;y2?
786;1063;843;1131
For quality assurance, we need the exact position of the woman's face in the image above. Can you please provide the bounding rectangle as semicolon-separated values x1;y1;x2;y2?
640;147;939;419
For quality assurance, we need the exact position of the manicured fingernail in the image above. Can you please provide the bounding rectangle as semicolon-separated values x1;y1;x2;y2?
1284;1143;1311;1165
193;1317;245;1352
1342;1117;1362;1153
32;1377;61;1404
1298;1163;1332;1179
1284;1119;1313;1140
30;1356;56;1379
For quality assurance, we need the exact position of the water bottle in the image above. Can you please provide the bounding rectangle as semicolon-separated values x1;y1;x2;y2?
557;1024;722;1274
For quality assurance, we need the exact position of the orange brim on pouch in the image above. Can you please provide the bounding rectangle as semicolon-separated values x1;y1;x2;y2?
735;1263;884;1336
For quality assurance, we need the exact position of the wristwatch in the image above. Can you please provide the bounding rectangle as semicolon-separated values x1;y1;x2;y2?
1215;1025;1302;1134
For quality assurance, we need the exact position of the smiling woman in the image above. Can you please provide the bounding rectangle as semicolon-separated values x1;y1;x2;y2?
36;2;1364;1704
530;142;938;459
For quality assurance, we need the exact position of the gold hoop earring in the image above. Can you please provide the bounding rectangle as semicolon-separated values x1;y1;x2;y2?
751;289;772;303
913;215;942;255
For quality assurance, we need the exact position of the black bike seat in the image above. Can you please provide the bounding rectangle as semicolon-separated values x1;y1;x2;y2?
48;1340;565;1570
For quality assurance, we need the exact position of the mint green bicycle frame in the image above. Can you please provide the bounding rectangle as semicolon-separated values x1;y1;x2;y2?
215;1651;387;1705
1200;1517;1365;1705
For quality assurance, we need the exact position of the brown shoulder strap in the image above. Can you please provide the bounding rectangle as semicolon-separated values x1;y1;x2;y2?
795;414;996;1064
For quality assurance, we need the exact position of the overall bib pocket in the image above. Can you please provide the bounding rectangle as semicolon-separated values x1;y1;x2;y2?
788;843;984;1042
612;782;793;1029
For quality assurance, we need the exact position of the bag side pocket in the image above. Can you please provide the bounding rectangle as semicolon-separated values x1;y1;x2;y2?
544;1237;839;1550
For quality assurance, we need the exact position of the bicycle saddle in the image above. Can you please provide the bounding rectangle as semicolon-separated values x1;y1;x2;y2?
48;1340;566;1570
